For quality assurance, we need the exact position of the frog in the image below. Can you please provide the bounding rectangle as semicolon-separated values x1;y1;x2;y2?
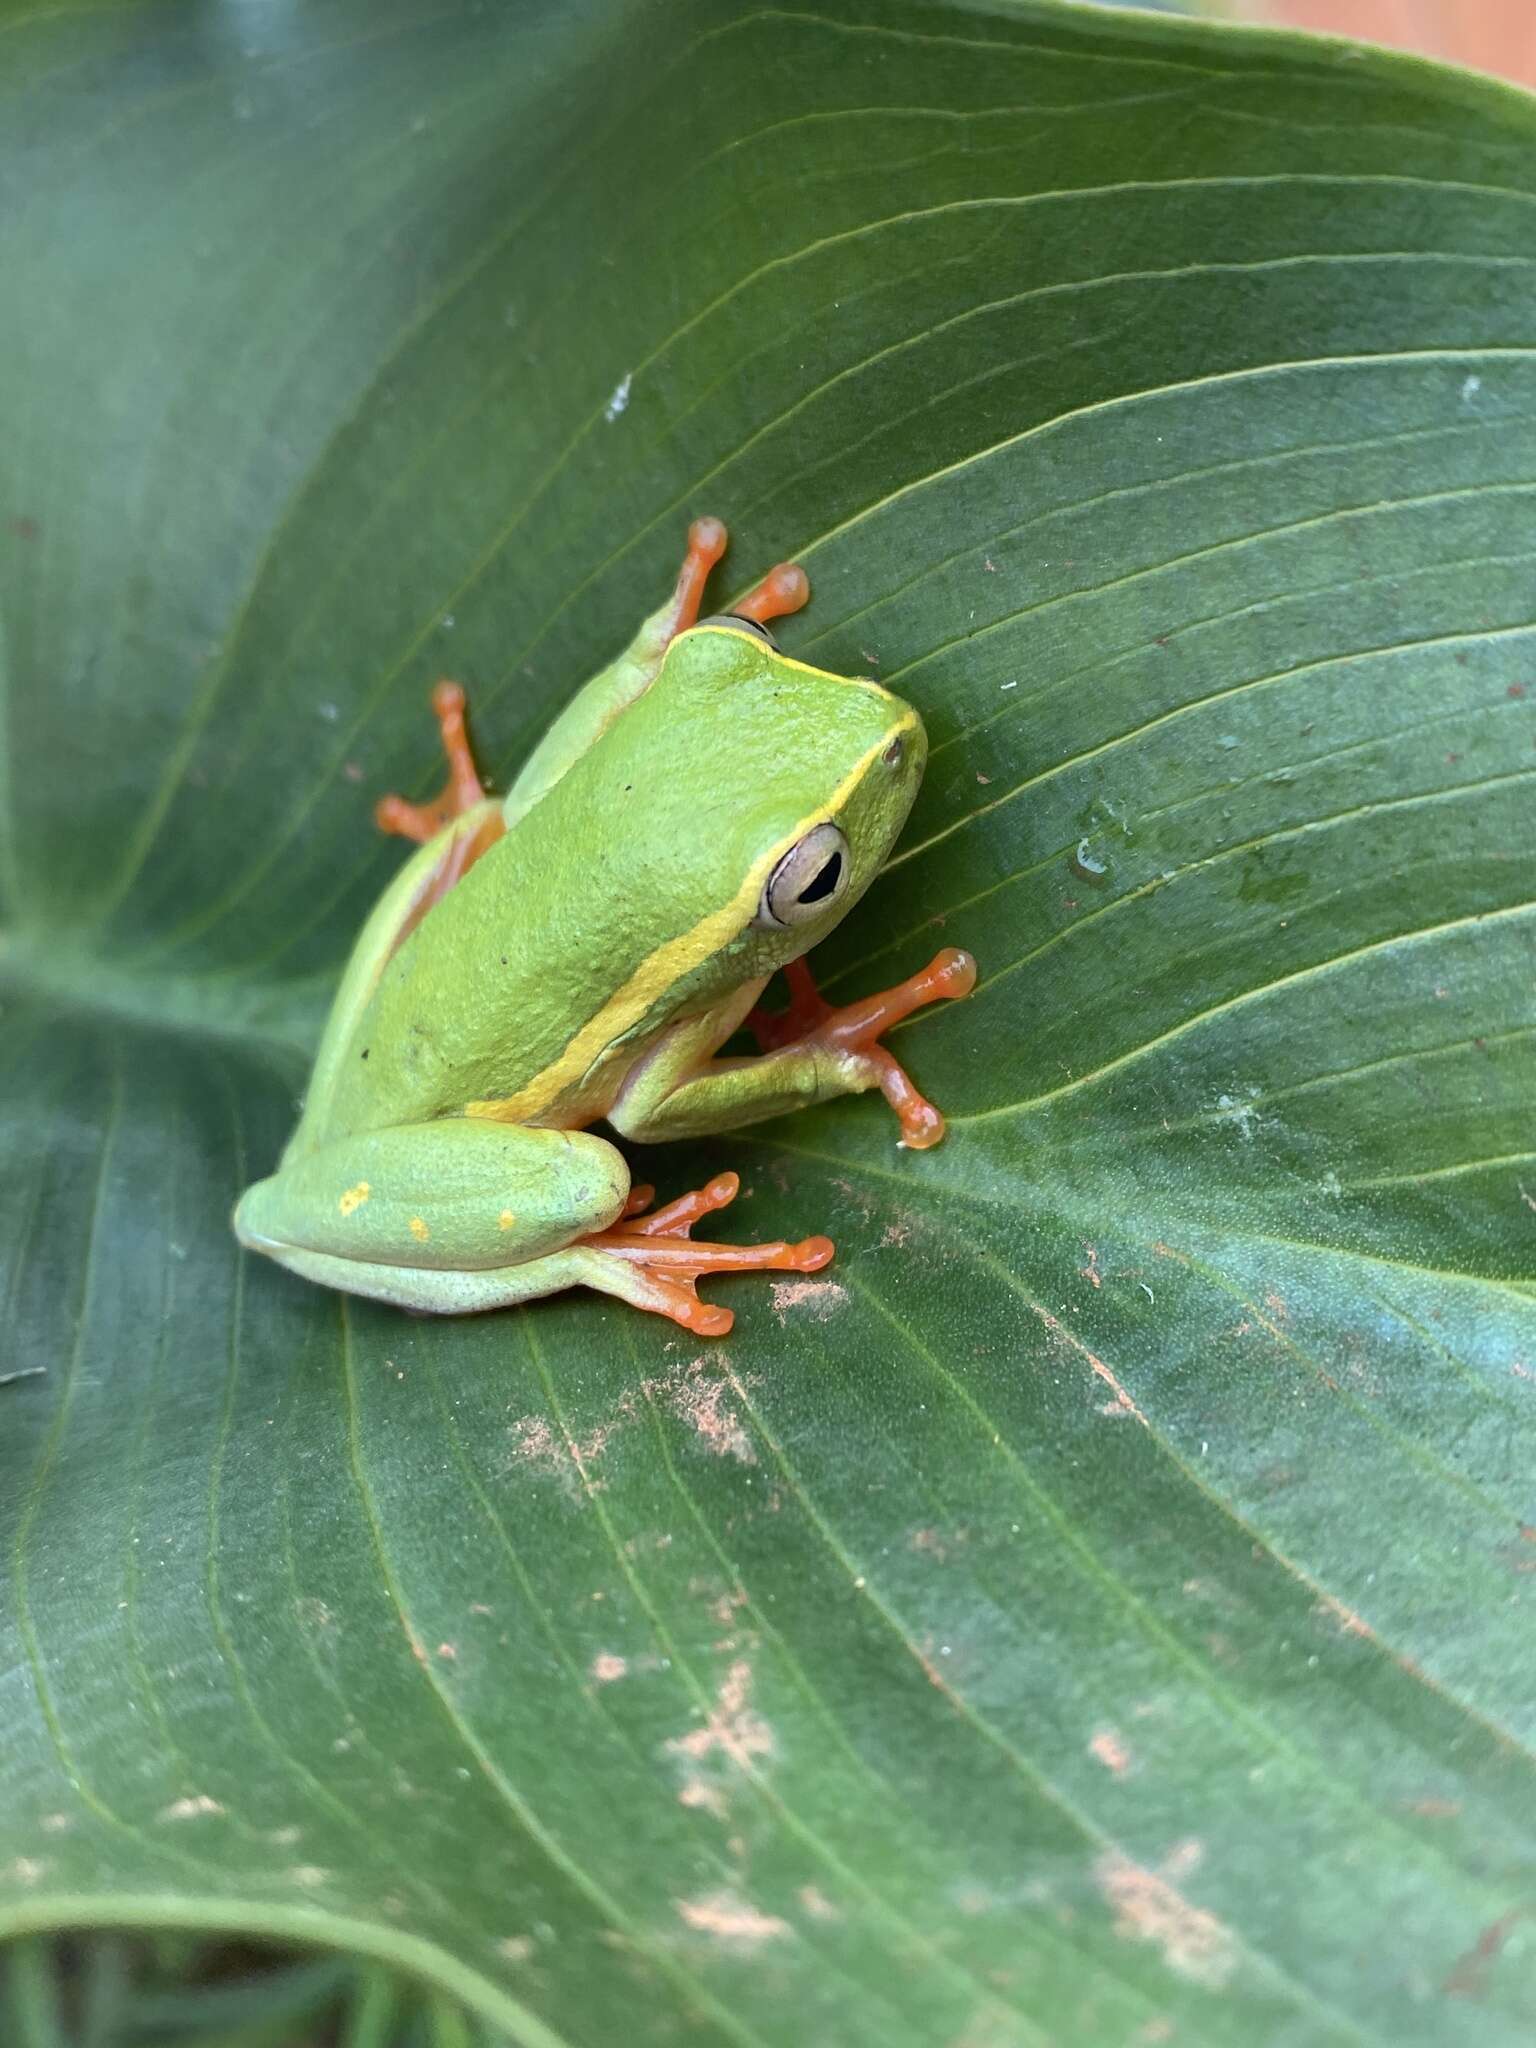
233;517;975;1337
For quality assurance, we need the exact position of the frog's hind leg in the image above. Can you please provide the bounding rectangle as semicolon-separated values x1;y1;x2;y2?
728;559;810;628
372;679;506;935
663;516;730;637
575;1171;832;1337
658;516;809;640
236;1120;824;1338
376;681;498;845
309;1170;833;1338
238;1119;631;1280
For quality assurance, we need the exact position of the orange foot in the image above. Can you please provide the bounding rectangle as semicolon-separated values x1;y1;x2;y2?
730;557;810;628
749;947;978;1149
582;1172;833;1337
661;516;729;639
375;680;492;844
371;680;505;943
661;515;811;641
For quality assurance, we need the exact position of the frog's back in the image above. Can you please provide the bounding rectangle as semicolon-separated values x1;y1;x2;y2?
290;786;649;1152
290;625;913;1157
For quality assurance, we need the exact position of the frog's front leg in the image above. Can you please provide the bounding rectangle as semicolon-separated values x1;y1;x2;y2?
234;1117;826;1337
608;947;977;1150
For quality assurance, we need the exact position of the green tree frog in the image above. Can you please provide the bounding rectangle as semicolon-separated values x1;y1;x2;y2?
234;519;975;1337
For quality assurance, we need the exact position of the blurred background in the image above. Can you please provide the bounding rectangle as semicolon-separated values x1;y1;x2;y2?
1242;0;1536;87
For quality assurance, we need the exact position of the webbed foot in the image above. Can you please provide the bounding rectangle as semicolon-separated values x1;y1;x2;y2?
748;948;977;1149
580;1171;832;1337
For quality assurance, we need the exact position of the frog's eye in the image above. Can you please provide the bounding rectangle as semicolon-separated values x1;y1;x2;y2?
698;612;779;651
754;823;850;930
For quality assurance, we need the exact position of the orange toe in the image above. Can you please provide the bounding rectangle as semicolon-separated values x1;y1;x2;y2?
581;1171;835;1335
376;678;494;845
732;561;810;627
666;517;731;640
747;948;977;1148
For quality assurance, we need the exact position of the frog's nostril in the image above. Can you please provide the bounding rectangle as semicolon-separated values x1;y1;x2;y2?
883;737;905;769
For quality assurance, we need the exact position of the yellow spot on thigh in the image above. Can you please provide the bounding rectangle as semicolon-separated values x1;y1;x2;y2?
498;1210;517;1231
338;1182;371;1216
409;1216;430;1242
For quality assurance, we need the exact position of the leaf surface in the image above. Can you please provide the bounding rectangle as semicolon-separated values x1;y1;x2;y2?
3;3;1534;2042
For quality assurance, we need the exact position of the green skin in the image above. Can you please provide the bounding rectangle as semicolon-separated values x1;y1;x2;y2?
234;596;931;1327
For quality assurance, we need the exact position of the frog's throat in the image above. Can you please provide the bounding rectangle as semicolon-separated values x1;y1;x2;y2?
464;712;920;1128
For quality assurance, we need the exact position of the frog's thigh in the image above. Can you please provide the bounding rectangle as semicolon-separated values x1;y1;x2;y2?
235;1118;628;1273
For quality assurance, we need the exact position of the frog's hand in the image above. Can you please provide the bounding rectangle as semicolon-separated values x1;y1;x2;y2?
745;948;977;1148
499;517;810;831
609;949;978;1151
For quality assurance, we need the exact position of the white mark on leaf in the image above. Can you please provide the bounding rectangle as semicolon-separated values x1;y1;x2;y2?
1215;1088;1263;1141
677;1890;789;1945
159;1794;225;1822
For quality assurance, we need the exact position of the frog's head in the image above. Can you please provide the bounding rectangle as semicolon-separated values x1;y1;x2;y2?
620;616;927;1002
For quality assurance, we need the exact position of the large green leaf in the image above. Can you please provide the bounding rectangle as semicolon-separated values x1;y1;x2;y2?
3;1;1534;2041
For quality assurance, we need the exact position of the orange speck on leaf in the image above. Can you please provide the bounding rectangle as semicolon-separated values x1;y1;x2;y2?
769;1277;848;1325
676;1891;788;1945
1314;1594;1372;1639
1089;1728;1133;1776
670;1659;773;1770
1444;1907;1536;1998
1095;1847;1235;1987
678;1780;728;1819
1029;1303;1148;1426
